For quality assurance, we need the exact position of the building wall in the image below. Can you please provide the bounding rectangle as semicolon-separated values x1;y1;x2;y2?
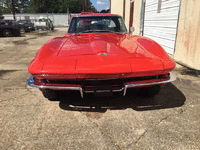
111;0;200;70
125;1;130;31
111;0;142;34
174;0;200;70
132;0;142;35
111;0;124;17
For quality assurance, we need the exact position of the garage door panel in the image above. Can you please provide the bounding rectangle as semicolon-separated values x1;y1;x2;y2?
161;45;174;54
162;0;180;8
144;20;178;28
145;6;180;13
144;31;176;40
146;0;179;7
145;0;180;12
144;27;177;35
145;14;179;21
143;0;180;54
144;35;175;49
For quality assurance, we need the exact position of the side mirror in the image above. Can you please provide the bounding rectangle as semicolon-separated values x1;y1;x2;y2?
130;27;135;34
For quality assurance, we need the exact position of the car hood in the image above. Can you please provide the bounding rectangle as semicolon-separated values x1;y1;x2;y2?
58;33;131;56
41;33;165;78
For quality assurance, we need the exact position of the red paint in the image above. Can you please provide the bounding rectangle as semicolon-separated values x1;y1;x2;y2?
28;13;176;87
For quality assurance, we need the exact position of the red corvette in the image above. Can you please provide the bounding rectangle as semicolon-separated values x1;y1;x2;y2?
27;12;176;99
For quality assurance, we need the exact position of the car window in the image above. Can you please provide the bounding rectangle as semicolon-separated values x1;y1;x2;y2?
68;16;127;34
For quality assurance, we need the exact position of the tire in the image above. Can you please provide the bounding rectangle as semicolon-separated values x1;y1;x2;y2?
3;29;12;37
42;89;58;99
138;85;161;96
19;28;25;34
50;26;54;31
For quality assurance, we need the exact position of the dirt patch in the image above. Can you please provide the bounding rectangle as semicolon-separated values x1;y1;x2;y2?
28;30;57;37
36;32;50;36
12;37;37;45
0;70;18;77
174;67;200;77
13;40;29;45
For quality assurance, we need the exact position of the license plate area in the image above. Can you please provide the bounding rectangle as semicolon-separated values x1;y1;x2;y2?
94;85;113;97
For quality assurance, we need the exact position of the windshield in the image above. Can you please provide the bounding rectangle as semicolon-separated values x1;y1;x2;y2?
68;16;127;34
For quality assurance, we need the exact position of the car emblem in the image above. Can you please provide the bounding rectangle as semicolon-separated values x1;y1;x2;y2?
97;52;108;61
98;53;108;56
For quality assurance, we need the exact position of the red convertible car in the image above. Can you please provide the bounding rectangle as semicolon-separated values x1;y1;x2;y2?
27;12;176;99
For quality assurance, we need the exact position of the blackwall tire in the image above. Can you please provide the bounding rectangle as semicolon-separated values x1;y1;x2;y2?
3;29;12;37
138;85;161;96
20;28;25;34
42;89;57;100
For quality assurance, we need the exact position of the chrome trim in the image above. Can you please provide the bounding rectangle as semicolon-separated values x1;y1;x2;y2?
27;72;176;98
27;76;84;98
123;72;176;96
83;85;124;93
84;88;124;93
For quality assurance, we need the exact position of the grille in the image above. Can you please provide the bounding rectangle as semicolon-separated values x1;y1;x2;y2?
45;75;164;86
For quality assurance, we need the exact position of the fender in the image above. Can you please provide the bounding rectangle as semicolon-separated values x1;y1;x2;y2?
135;36;176;72
28;37;69;75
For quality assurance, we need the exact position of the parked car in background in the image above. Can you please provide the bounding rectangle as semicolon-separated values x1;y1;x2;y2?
34;18;54;31
17;20;35;32
0;20;20;37
4;20;35;33
0;15;4;20
27;12;176;99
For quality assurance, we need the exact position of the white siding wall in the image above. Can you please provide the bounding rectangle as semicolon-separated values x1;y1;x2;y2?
3;13;70;26
143;0;181;54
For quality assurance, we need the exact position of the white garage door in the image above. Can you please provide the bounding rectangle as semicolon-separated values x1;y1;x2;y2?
143;0;181;54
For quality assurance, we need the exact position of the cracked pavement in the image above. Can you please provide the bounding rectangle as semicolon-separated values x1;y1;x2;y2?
0;30;200;150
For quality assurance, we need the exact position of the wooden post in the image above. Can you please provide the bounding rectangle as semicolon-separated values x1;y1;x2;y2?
85;0;88;12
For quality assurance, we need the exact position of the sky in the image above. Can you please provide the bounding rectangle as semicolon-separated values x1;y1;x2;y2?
90;0;110;11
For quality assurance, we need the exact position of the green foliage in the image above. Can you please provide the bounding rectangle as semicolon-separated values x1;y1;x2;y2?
17;0;29;12
0;6;3;15
26;0;97;13
0;0;97;14
1;0;29;14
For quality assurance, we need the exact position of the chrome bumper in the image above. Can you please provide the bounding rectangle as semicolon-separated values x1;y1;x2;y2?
27;73;176;98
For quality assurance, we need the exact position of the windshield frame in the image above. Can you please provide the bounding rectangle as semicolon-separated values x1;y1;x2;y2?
68;16;128;34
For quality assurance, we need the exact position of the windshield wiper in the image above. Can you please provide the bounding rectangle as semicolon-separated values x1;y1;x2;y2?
94;30;125;34
81;30;96;33
73;30;125;35
73;30;95;35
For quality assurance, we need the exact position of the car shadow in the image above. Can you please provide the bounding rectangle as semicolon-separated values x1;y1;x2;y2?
58;83;186;112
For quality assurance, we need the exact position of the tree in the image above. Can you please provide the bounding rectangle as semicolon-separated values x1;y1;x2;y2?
26;0;97;13
17;0;29;13
0;0;29;14
0;6;3;15
100;9;110;13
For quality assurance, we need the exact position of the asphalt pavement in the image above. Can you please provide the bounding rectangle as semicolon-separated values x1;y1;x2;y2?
0;30;200;150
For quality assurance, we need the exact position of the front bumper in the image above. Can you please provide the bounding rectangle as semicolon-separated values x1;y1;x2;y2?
27;73;176;98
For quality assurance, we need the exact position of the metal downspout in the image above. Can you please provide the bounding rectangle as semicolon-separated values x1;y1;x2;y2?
140;0;145;36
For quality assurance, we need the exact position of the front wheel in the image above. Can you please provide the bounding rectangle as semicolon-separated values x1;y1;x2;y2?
138;85;161;96
19;28;25;34
42;89;58;100
3;29;12;37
